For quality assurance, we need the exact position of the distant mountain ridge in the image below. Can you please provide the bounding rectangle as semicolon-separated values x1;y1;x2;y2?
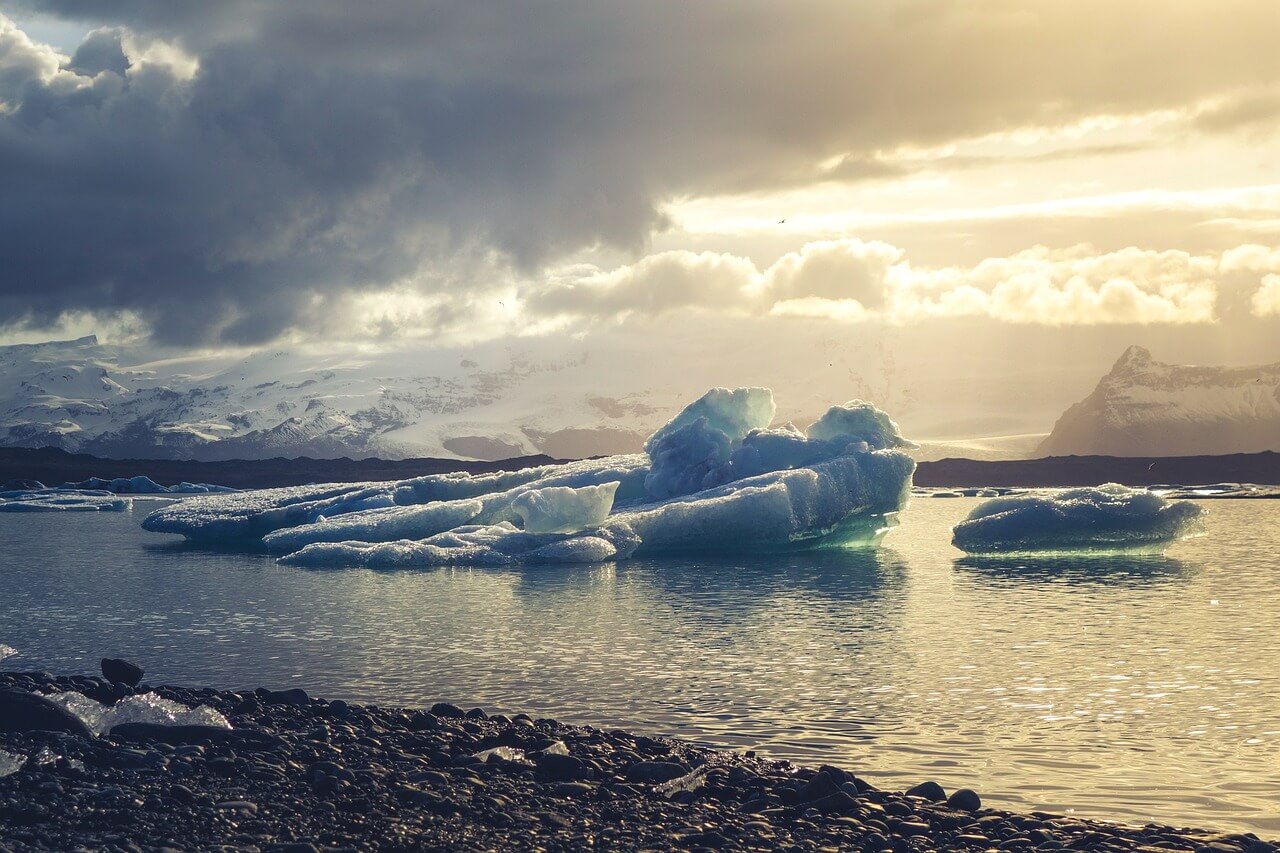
1038;346;1280;457
0;336;659;462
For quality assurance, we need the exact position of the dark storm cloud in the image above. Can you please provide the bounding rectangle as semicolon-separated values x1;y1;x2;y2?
1;1;1278;344
64;27;128;76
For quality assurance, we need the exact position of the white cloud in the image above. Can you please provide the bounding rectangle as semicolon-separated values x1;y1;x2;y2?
530;240;1242;327
761;239;902;308
1251;274;1280;317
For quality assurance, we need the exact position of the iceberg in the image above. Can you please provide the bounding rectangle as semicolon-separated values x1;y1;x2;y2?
0;489;130;512
147;457;648;544
43;691;231;735
58;477;237;494
951;483;1205;555
144;387;918;566
256;456;649;552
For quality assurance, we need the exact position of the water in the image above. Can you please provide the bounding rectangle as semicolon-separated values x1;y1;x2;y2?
1;497;1278;833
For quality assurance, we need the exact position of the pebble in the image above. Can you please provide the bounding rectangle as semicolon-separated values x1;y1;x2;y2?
0;670;1269;853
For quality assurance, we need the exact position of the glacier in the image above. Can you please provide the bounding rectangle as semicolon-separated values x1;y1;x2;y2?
143;387;917;566
951;483;1205;555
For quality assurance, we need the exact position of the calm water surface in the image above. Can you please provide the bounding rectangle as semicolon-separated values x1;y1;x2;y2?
1;497;1278;833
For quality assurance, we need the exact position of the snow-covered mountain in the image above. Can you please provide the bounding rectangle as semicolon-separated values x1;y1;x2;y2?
0;334;1050;463
0;336;669;461
1037;346;1280;457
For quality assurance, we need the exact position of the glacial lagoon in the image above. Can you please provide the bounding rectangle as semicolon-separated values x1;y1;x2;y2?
1;497;1277;833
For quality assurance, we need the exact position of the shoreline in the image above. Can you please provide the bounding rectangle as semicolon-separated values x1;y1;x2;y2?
0;671;1273;852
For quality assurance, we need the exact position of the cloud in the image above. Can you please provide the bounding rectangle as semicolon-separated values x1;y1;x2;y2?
531;240;1252;327
64;26;127;76
0;2;1278;344
1191;90;1280;136
1252;274;1280;317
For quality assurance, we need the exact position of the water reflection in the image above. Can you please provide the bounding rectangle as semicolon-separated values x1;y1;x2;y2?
608;548;907;612
4;500;1280;834
954;554;1192;587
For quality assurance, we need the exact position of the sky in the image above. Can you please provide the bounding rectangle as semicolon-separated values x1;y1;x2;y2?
2;1;1280;438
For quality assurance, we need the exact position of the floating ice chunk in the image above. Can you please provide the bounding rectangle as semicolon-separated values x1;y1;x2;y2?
0;489;130;512
643;387;775;456
57;475;163;493
806;400;917;450
0;749;24;778
144;387;918;566
643;397;913;500
54;477;236;494
165;482;239;494
642;387;775;500
951;483;1205;555
145;456;647;543
281;520;642;568
512;482;619;534
260;457;646;552
644;418;735;499
0;645;14;662
619;449;913;554
44;691;231;735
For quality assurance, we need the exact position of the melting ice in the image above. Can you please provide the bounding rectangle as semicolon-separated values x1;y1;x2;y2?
43;691;231;736
951;483;1204;555
143;387;917;566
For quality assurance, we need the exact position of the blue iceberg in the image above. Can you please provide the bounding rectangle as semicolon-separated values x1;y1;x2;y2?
951;483;1204;555
143;387;917;567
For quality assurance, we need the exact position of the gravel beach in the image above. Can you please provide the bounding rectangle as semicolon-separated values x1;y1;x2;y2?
0;670;1273;852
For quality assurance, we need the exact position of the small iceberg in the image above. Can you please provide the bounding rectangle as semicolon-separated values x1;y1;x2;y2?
58;476;237;495
145;387;917;566
43;691;231;736
951;483;1204;555
0;489;131;513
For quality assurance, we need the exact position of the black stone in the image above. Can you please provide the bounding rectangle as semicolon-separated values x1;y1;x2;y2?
905;780;947;802
535;752;591;782
795;770;840;803
260;688;309;707
0;689;94;738
101;658;144;687
947;788;982;811
110;722;282;750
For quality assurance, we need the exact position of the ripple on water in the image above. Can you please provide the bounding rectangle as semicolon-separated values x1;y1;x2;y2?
0;499;1278;833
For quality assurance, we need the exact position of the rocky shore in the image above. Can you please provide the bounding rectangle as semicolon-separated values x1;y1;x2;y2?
0;670;1273;853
